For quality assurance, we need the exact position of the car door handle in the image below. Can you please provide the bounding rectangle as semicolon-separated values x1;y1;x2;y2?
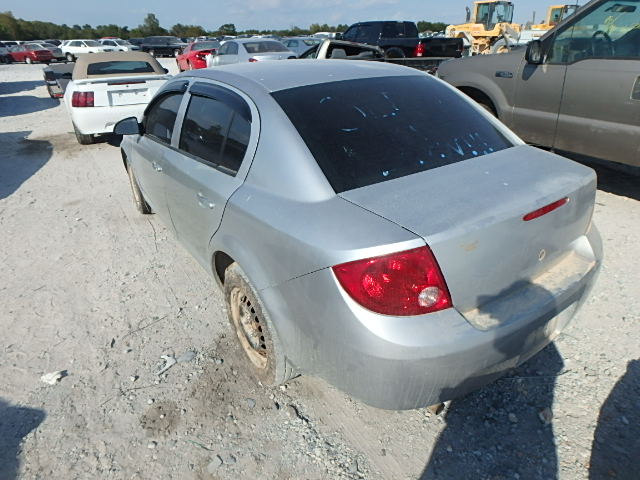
197;192;215;209
152;161;163;172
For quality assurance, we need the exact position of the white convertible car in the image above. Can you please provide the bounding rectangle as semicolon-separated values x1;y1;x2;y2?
62;51;171;144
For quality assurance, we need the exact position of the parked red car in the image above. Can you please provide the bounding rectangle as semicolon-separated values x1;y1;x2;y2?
8;44;54;64
176;40;220;71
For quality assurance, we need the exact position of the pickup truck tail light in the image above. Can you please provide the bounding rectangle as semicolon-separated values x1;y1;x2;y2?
72;91;94;107
332;246;452;316
414;42;425;57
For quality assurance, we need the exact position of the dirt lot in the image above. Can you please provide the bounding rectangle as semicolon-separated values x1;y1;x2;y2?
1;60;638;480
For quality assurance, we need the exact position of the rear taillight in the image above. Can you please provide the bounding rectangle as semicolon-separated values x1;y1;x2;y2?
414;42;425;57
523;197;570;221
248;57;258;62
71;91;94;107
332;246;452;316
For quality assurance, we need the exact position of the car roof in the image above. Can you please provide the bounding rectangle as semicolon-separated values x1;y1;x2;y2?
72;51;166;80
182;59;423;93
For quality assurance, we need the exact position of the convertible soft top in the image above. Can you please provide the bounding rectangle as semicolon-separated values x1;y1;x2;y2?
72;51;165;80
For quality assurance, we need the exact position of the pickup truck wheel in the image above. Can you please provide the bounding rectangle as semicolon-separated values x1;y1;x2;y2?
25;57;33;64
73;124;96;145
126;161;153;214
385;48;405;59
66;53;74;62
224;262;297;386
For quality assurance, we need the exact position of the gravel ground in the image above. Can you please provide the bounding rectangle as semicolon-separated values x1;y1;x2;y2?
1;60;638;480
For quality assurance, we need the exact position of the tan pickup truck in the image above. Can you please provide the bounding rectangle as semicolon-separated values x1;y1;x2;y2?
438;0;640;170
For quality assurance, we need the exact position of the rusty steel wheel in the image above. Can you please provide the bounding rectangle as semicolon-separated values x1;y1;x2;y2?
224;263;296;385
229;287;268;370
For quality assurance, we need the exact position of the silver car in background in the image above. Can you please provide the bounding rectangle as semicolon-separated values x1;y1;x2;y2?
282;36;322;57
206;38;296;67
116;61;602;410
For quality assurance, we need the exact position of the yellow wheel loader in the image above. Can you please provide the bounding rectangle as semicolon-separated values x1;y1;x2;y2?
445;1;522;55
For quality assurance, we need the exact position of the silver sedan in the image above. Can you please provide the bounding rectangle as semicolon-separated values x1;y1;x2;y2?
115;61;602;410
206;38;296;67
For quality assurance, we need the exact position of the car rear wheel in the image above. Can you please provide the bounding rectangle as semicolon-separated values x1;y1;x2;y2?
73;124;95;145
385;47;405;59
66;53;74;62
224;263;296;386
126;160;152;214
25;57;33;64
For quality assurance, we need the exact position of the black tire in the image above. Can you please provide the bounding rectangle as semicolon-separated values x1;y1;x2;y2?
385;47;405;59
73;124;95;145
126;160;152;214
477;99;497;117
66;53;74;62
224;263;296;386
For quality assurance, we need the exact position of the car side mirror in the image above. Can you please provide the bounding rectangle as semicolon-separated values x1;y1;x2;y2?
114;117;142;135
526;40;544;64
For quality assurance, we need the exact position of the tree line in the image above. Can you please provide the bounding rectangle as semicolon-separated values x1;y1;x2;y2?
0;11;448;40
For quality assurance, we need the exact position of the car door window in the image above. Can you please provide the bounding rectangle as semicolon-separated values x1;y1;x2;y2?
227;42;238;55
218;44;228;55
179;87;252;175
144;93;183;144
222;114;251;173
548;0;640;63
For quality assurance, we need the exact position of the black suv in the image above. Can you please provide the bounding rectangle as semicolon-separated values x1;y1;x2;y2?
140;36;187;57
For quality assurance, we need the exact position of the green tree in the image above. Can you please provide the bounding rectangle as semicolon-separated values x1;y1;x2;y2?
136;13;167;37
0;11;23;39
217;23;236;36
170;23;206;38
416;21;448;34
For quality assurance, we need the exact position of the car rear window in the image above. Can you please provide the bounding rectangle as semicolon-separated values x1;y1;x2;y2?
243;41;288;53
272;75;513;193
193;41;220;51
87;61;155;75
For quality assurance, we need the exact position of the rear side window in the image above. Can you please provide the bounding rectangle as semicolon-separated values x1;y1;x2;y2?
179;93;251;175
272;75;513;193
87;61;155;75
180;95;232;165
382;22;405;38
145;93;183;144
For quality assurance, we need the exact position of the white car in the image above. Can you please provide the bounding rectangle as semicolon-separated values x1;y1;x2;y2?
60;39;113;61
62;51;171;144
206;38;295;67
99;39;140;52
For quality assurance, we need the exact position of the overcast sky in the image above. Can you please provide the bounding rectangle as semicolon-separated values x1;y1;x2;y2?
8;0;585;31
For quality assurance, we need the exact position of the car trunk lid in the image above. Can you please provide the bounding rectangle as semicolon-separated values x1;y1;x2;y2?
338;145;596;313
72;74;171;107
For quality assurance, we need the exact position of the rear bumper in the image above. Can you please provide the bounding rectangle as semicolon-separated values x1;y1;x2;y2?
260;227;602;410
68;104;147;135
